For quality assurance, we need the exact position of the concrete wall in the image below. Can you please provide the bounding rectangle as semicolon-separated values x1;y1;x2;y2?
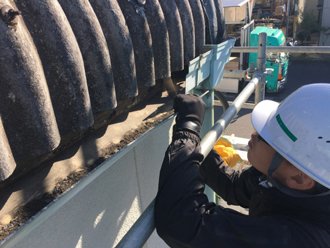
297;0;318;21
304;0;319;15
320;0;330;45
0;117;175;248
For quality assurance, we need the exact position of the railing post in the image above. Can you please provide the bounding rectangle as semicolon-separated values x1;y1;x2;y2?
199;89;215;202
254;32;267;105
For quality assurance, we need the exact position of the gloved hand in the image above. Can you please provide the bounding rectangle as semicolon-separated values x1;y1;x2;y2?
214;137;242;168
173;94;206;135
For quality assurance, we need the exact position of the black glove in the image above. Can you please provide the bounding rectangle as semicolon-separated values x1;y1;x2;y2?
173;94;206;135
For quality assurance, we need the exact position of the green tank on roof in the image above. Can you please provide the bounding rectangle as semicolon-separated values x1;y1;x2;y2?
250;26;286;47
249;26;289;93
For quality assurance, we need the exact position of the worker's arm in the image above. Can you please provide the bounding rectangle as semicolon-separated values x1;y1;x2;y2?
154;128;298;248
199;149;262;208
154;94;303;248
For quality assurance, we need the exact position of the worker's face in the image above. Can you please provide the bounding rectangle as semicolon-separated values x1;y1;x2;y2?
248;132;316;190
247;132;276;176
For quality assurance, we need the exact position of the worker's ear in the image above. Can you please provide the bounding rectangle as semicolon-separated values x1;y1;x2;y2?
285;169;316;191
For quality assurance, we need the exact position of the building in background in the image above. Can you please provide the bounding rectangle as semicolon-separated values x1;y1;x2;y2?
318;0;330;45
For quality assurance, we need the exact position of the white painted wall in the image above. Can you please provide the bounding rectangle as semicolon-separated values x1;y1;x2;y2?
0;117;175;248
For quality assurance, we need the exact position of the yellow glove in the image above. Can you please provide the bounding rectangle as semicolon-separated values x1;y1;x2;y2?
214;137;242;168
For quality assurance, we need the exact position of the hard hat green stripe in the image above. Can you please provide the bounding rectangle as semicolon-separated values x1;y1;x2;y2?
276;114;297;142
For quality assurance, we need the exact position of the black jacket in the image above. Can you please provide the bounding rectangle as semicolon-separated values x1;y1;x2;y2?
155;131;330;247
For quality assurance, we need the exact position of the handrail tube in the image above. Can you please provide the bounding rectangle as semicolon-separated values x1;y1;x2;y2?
115;33;268;248
201;33;266;157
231;46;330;53
200;76;260;157
214;100;255;110
223;68;274;79
115;200;155;248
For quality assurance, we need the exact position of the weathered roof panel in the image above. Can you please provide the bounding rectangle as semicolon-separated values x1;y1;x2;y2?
0;0;226;184
90;0;138;101
58;0;117;114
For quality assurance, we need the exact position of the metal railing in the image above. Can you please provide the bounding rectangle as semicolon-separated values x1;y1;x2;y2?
115;36;330;248
232;46;330;53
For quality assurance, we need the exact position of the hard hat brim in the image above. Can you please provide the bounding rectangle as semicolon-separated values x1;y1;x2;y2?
251;100;279;142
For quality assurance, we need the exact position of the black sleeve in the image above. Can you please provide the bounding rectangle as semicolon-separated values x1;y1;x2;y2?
199;149;262;208
154;131;301;248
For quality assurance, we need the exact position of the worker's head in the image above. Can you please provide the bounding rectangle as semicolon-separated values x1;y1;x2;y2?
248;132;317;193
248;83;330;196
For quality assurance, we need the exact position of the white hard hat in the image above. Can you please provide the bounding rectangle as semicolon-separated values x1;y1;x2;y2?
251;83;330;189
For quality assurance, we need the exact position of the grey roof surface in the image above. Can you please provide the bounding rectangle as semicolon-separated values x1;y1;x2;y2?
0;0;225;183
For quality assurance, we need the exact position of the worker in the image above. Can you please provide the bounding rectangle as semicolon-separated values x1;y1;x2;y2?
154;83;330;248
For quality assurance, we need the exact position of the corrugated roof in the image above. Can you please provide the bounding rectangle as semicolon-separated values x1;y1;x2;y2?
0;0;225;183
